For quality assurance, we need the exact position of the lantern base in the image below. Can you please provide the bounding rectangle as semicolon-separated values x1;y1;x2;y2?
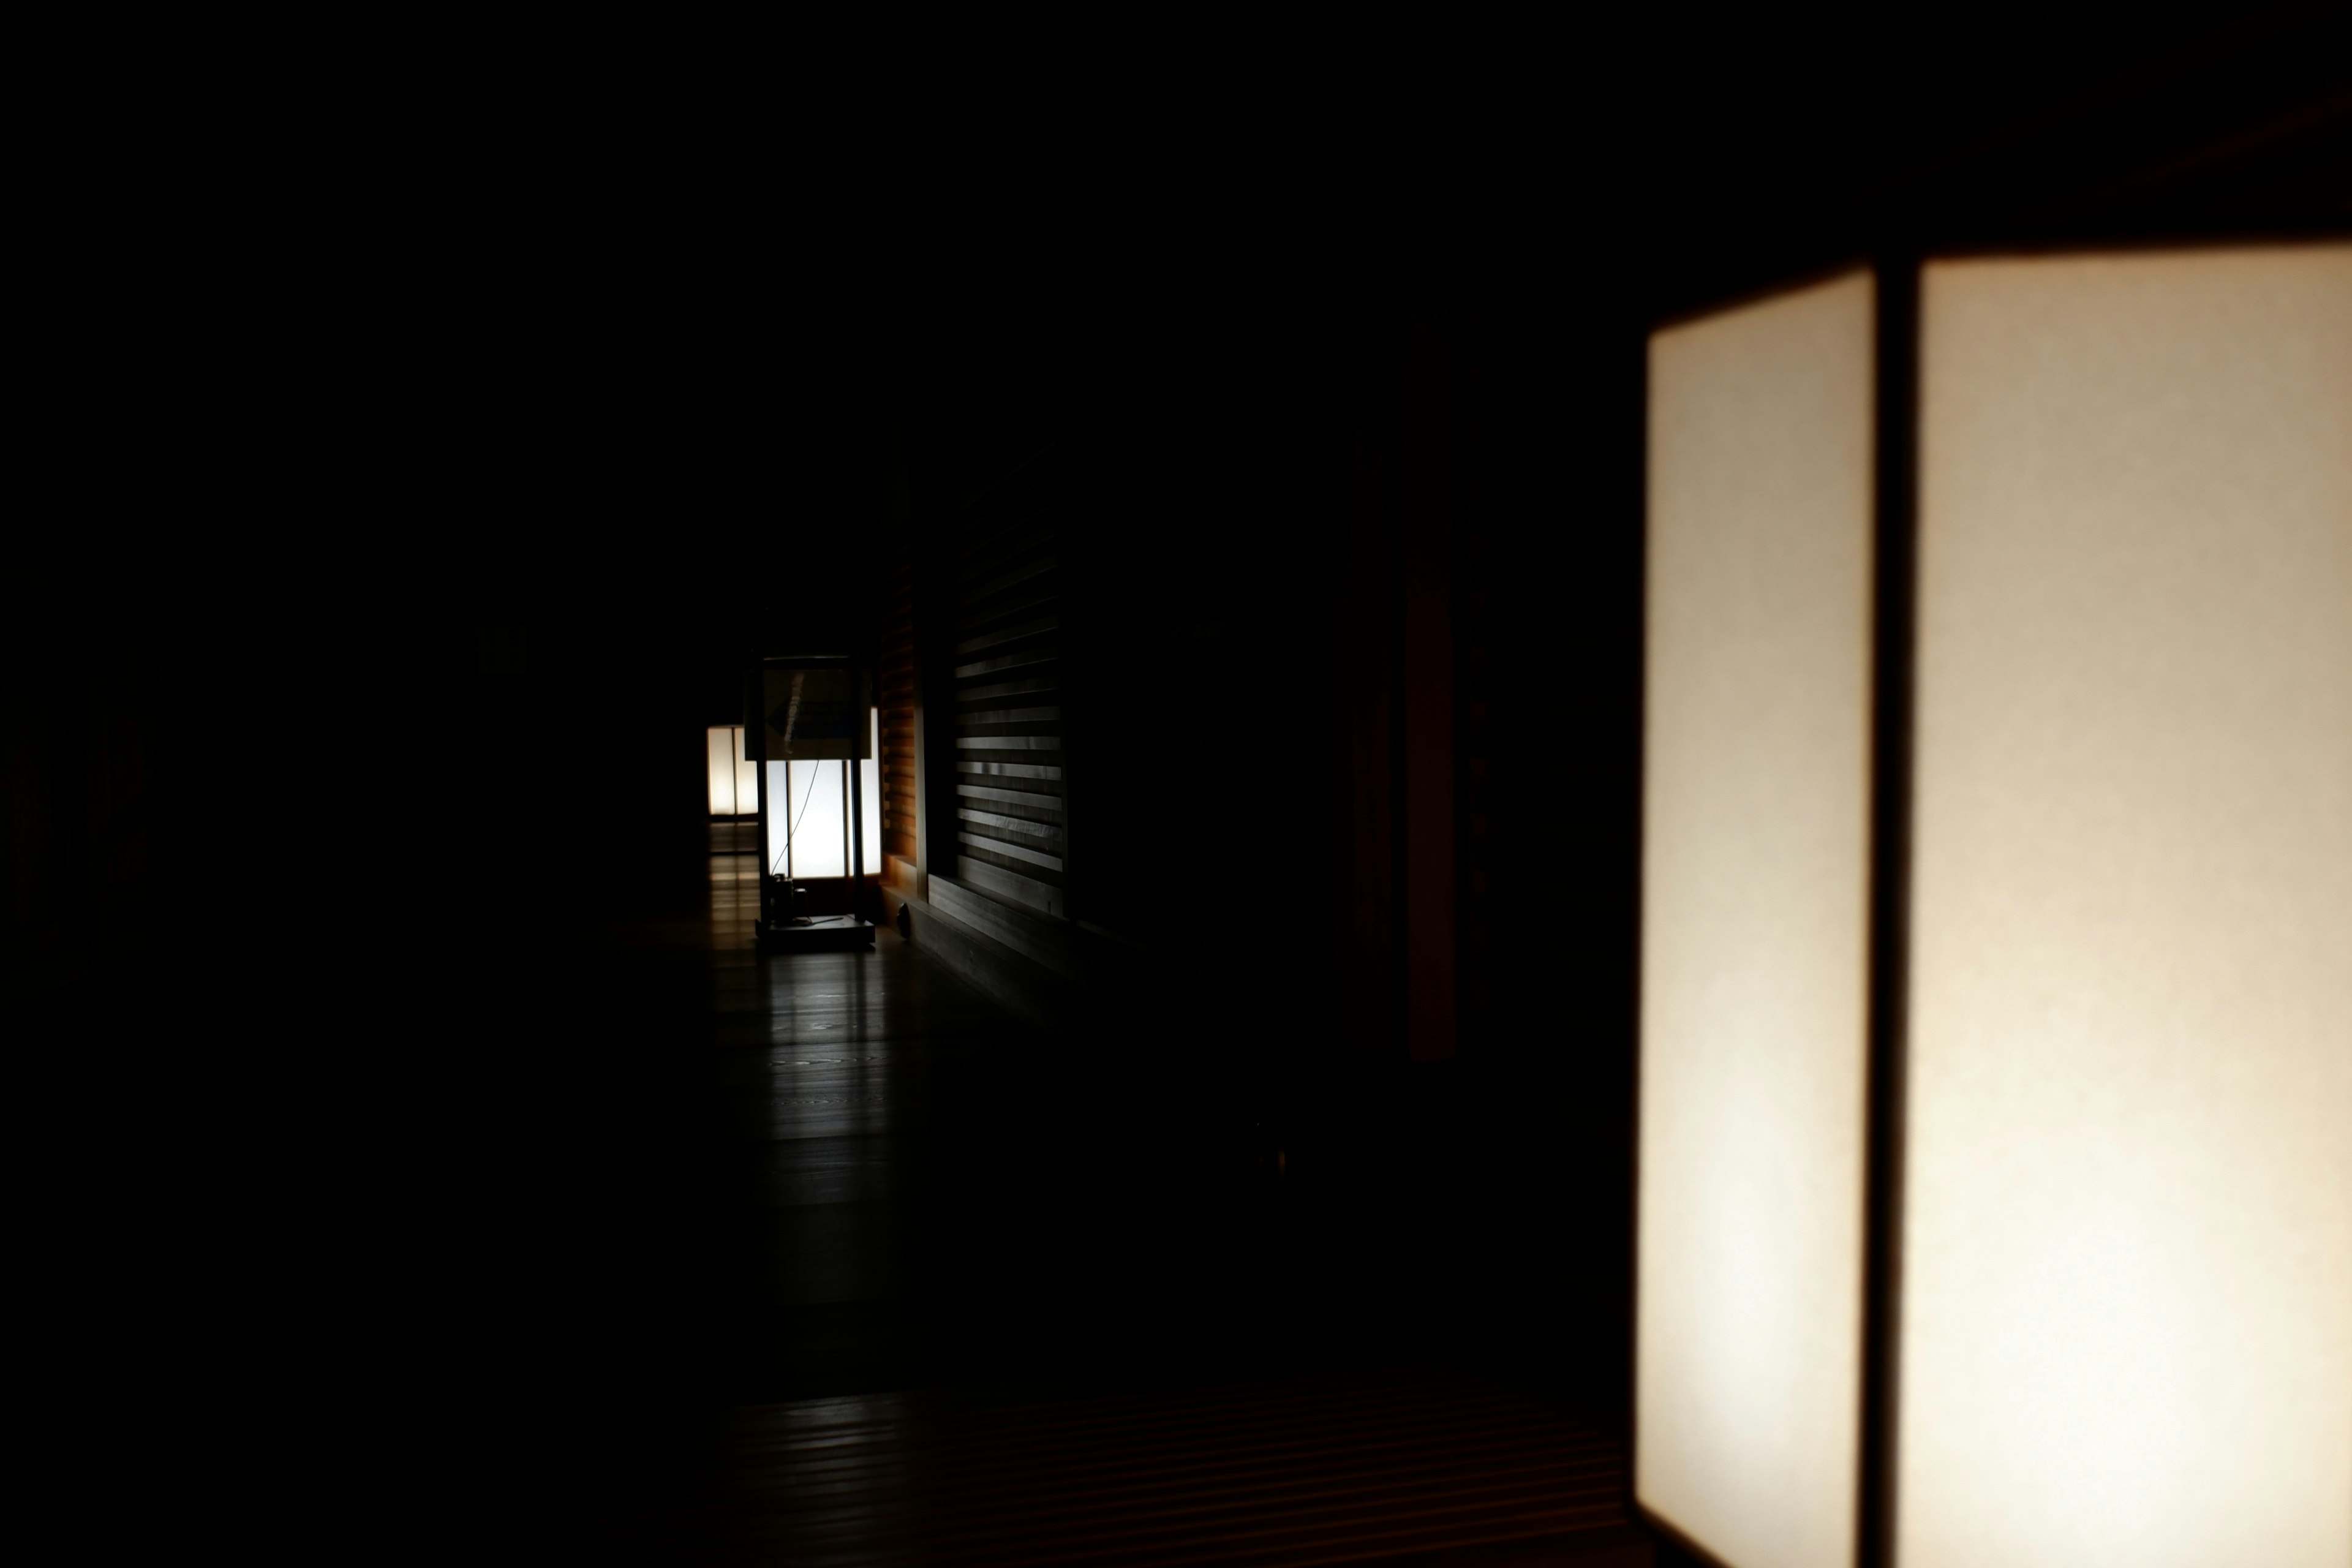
756;915;878;951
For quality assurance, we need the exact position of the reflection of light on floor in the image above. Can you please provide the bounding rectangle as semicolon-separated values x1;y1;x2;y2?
769;1393;921;1560
753;949;889;1142
707;820;764;954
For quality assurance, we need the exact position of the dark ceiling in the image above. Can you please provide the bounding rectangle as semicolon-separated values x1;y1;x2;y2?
44;3;2340;646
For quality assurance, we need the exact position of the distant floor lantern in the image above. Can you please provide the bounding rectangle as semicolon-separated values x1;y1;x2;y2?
752;654;882;950
1637;246;2350;1568
706;725;758;817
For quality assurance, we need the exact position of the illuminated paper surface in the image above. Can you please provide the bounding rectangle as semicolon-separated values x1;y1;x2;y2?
765;711;884;880
1902;246;2352;1568
1638;271;1876;1568
707;725;758;815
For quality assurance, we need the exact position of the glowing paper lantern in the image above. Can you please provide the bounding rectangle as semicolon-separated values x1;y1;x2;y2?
752;657;880;948
1638;246;2351;1568
763;715;880;878
707;725;759;816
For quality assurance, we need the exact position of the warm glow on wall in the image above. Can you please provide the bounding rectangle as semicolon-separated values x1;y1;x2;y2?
1639;244;2351;1568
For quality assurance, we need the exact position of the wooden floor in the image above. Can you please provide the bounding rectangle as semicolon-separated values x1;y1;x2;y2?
578;1366;1648;1566
480;842;1651;1564
10;845;1643;1561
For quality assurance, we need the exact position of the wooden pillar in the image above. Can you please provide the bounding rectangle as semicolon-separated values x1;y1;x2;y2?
1399;325;1457;1063
1335;433;1398;1054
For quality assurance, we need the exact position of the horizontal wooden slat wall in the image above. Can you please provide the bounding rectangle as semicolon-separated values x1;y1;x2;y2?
878;541;918;865
951;461;1065;920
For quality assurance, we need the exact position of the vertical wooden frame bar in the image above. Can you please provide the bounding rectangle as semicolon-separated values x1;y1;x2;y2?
846;663;865;921
1400;323;1458;1062
746;665;770;921
1855;253;1918;1568
913;512;960;888
1334;430;1400;1056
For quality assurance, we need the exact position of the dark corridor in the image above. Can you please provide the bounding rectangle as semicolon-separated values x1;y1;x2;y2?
9;10;2342;1564
521;837;1643;1563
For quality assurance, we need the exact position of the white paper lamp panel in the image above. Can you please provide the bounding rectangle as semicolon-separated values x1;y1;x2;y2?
1638;270;1875;1568
707;726;738;815
767;760;848;880
1902;246;2352;1568
864;709;881;867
